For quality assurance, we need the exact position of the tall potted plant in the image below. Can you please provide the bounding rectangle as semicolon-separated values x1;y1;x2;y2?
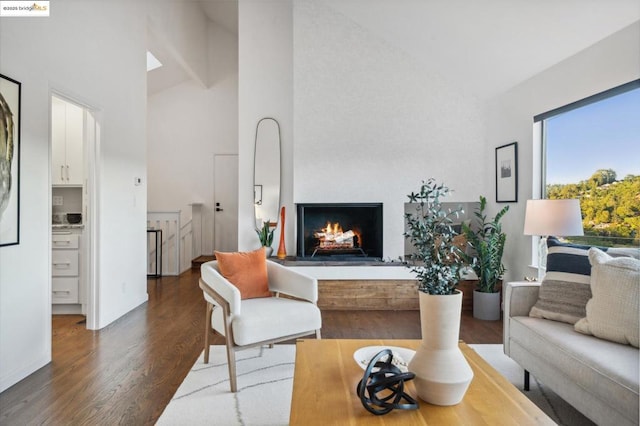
404;178;473;406
255;220;275;257
461;196;509;320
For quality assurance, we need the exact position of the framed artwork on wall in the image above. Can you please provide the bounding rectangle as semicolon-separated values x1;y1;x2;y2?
0;73;21;247
495;142;517;203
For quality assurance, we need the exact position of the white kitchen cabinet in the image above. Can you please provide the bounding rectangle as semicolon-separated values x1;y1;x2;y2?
52;96;84;186
52;232;80;249
52;249;79;276
52;232;80;304
52;277;80;304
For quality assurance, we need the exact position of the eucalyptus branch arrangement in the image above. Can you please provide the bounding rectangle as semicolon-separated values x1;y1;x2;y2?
255;220;274;247
404;179;464;295
461;196;509;293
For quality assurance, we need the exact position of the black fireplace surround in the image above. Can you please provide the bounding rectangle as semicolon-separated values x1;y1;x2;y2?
296;203;383;260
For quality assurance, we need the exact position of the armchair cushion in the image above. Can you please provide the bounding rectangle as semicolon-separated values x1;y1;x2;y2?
232;297;322;346
214;248;271;299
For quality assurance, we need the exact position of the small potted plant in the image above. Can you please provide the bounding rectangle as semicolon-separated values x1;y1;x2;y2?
403;178;473;406
255;220;275;257
461;196;509;320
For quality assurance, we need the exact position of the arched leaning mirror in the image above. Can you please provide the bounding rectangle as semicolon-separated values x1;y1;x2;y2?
254;117;281;231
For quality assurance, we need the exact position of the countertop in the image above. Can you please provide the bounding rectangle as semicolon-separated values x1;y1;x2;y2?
52;224;85;230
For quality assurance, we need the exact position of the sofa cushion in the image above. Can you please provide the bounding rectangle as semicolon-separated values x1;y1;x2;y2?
575;248;640;347
545;237;639;274
529;237;640;324
214;248;271;299
510;316;639;421
528;276;590;324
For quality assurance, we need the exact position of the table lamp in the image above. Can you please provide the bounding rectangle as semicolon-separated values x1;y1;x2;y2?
523;199;584;280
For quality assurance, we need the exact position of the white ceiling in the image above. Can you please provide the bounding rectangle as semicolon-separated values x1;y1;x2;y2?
147;1;238;96
147;29;192;96
327;0;640;100
200;0;238;34
147;0;639;100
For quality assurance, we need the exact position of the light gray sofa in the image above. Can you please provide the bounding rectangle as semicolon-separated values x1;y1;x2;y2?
504;281;639;426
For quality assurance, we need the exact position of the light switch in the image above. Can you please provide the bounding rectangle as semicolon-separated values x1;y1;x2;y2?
53;196;64;206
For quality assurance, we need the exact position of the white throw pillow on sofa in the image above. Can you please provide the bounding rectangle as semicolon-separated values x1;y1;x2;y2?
575;248;640;348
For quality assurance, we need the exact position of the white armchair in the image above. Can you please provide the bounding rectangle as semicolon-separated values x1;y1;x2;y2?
199;260;322;392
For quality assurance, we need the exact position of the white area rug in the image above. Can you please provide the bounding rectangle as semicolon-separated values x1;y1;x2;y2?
156;344;593;426
156;345;295;426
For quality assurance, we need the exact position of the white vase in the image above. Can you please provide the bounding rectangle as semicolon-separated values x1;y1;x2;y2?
264;246;273;257
408;290;474;405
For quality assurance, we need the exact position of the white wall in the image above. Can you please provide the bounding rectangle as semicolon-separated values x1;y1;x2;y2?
241;1;639;272
485;22;640;284
293;1;487;259
238;0;293;252
0;0;149;392
147;22;238;255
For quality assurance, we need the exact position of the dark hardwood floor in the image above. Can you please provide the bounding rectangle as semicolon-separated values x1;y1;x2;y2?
0;269;502;425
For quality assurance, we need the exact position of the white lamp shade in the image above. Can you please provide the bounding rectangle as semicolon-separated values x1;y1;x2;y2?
523;199;584;237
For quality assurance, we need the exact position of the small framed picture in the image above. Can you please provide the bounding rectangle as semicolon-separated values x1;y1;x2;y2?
495;142;517;203
0;73;21;247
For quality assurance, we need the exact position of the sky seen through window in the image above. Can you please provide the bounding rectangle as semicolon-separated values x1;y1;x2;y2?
545;88;639;185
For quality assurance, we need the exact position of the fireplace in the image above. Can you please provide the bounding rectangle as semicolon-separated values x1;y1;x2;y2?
296;203;383;260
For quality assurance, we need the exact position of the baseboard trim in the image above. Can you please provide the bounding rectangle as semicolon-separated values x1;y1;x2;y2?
0;353;50;394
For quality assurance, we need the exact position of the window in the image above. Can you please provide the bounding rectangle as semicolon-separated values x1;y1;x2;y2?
535;80;640;248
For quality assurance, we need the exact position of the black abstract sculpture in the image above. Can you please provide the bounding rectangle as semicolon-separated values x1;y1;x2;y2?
356;349;419;415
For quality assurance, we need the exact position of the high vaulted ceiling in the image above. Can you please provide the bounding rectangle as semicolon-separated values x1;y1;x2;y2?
148;0;639;100
200;0;238;34
325;0;640;100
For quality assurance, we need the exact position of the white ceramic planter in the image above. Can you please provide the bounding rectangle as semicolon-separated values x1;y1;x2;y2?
473;290;501;321
408;290;474;405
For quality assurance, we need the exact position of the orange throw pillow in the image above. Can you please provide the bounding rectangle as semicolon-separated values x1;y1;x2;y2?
214;248;271;299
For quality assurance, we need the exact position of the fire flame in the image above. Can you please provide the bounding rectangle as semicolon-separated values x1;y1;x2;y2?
315;221;362;248
324;222;343;234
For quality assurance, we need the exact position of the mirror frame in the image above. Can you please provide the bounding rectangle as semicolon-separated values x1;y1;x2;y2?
253;117;282;230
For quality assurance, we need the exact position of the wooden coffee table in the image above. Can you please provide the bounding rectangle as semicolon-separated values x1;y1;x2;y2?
290;339;554;425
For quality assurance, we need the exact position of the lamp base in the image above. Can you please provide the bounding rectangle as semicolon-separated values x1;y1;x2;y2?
537;236;548;281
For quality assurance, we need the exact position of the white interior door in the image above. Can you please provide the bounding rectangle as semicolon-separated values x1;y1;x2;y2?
214;154;238;252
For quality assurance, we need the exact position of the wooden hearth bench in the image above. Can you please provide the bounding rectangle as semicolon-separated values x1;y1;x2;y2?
272;258;478;310
317;279;477;310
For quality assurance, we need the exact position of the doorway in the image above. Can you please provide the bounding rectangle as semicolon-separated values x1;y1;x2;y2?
213;154;238;252
50;92;100;330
